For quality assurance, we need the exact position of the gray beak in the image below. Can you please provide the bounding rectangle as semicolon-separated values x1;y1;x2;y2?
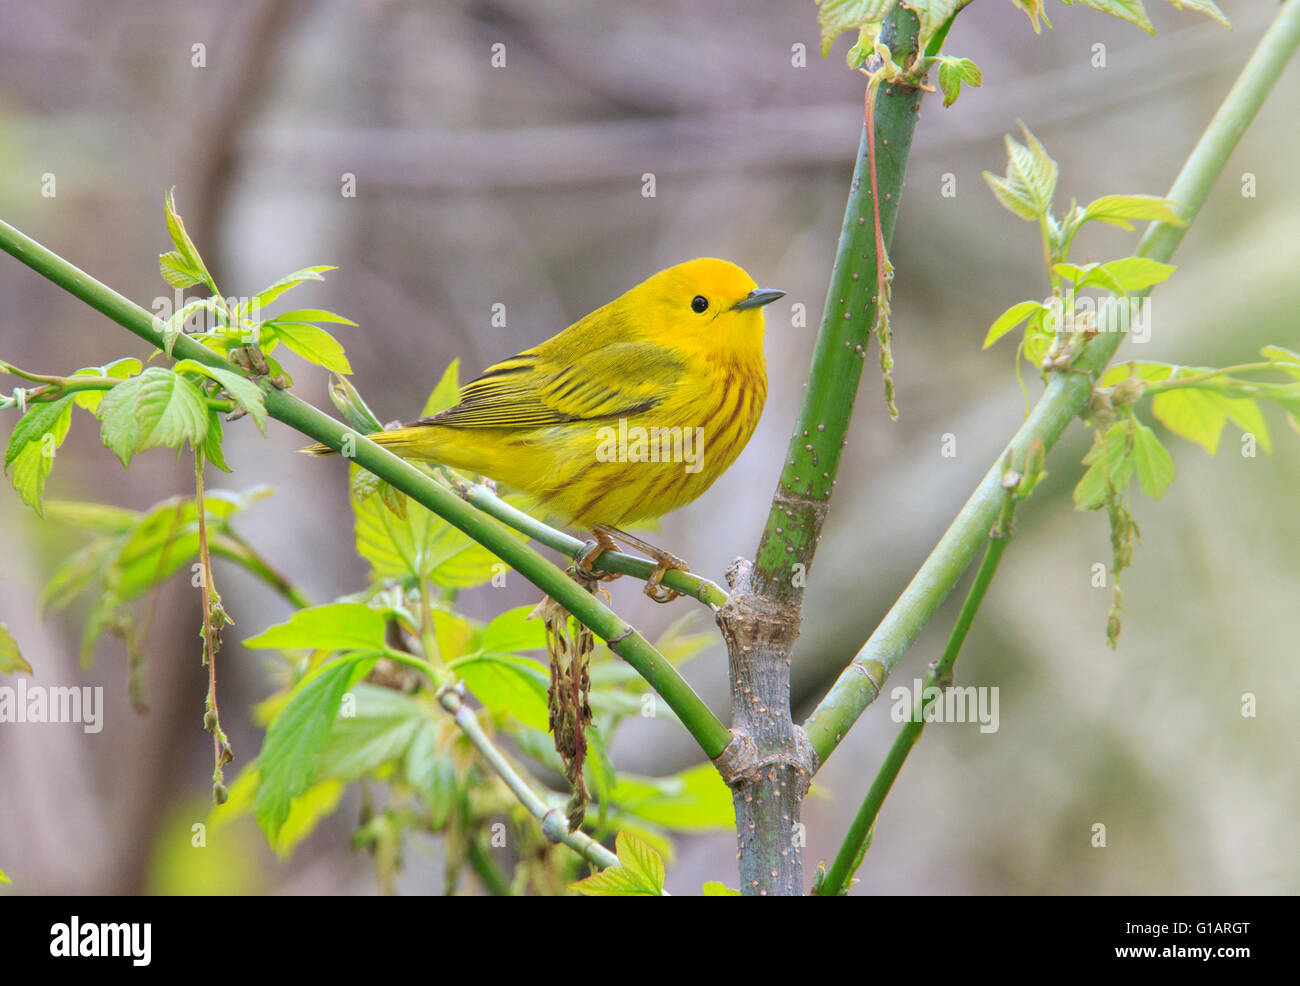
732;288;786;311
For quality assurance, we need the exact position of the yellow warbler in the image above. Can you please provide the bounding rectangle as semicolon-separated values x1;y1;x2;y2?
311;257;782;599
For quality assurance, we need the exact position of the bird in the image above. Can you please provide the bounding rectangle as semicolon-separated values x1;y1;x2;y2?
309;257;783;601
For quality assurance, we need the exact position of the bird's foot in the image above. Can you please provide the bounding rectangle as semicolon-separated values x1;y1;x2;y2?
593;524;687;604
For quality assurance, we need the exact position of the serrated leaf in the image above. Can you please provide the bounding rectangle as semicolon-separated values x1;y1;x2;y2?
422;359;462;417
159;250;205;289
271;309;356;326
330;376;384;433
266;321;352;374
95;367;209;467
1074;422;1135;510
982;170;1039;221
4;395;74;516
615;830;666;891
1131;421;1175;499
1164;0;1230;30
0;622;32;675
984;300;1046;348
173;359;267;435
1077;0;1155;35
1081;194;1187;230
433;609;475;663
815;0;890;57
244;603;389;653
610;764;736;831
1152;388;1226;455
453;655;550;730
569;831;666;896
238;266;335;317
163;188;215;291
1221;396;1271;454
203;409;230;472
1010;125;1057;218
937;55;981;107
253;654;376;842
316;684;428;782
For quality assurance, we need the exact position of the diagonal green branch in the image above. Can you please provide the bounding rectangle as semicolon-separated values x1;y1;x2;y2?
0;217;732;759
803;0;1300;766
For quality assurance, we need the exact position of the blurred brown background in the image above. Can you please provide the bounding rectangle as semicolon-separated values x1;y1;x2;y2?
1;0;1296;895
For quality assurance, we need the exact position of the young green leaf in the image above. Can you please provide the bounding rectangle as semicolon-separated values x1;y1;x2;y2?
315;684;429;782
610;764;735;831
254;654;377;842
244;602;389;653
1077;0;1155;36
96;367;209;467
1081;194;1187;230
1220;396;1271;454
264;321;352;374
0;621;33;675
330;376;384;433
422;359;462;417
983;127;1057;222
203;409;230;472
983;300;1047;348
159;250;206;289
815;0;890;57
1165;0;1230;30
238;266;335;317
71;358;142;414
173;359;267;434
1074;421;1134;510
163;188;215;292
1151;388;1226;455
452;655;550;730
703;881;740;896
937;55;981;108
1131;421;1175;499
569;831;666;896
1095;256;1177;292
478;605;547;655
4;394;74;516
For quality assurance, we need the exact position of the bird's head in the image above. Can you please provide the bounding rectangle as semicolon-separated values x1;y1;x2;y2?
633;257;784;356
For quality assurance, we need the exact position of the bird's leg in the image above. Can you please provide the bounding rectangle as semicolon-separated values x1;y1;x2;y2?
573;528;623;584
593;524;688;604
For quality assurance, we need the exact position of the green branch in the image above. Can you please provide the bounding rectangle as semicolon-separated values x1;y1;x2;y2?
803;0;1300;766
0;217;732;760
751;4;924;605
438;687;619;870
816;457;1029;896
453;480;729;609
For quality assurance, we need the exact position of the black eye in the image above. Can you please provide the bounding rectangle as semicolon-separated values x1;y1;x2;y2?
691;295;709;314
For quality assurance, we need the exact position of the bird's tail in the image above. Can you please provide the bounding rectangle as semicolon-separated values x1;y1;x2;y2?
302;425;437;459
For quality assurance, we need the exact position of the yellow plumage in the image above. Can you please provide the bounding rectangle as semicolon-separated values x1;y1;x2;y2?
314;257;781;533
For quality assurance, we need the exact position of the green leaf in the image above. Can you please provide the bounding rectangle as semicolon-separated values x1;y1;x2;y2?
1077;0;1155;35
985;126;1057;222
4;395;73;516
453;655;550;730
244;603;389;653
1163;0;1230;30
0;865;8;884
254;655;376;842
983;300;1046;348
1261;345;1300;380
71;358;142;414
610;764;735;831
40;537;120;614
330;376;384;433
815;0;890;57
163;187;215;292
95;367;209;467
703;881;740;896
1221;396;1271;454
0;622;32;675
937;55;981;108
159;250;205;289
569;831;666;896
1152;388;1226;455
271;309;356;326
172;359;267;434
203;409;230;472
352;473;509;587
265;321;352;374
1074;422;1135;510
913;1;967;49
1131;422;1175;499
1096;256;1177;292
422;359;462;417
239;266;335;316
478;605;547;654
1081;194;1187;230
316;684;428;782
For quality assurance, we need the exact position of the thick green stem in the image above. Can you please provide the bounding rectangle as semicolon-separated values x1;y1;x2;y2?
816;480;1020;896
0;217;731;760
803;0;1300;765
